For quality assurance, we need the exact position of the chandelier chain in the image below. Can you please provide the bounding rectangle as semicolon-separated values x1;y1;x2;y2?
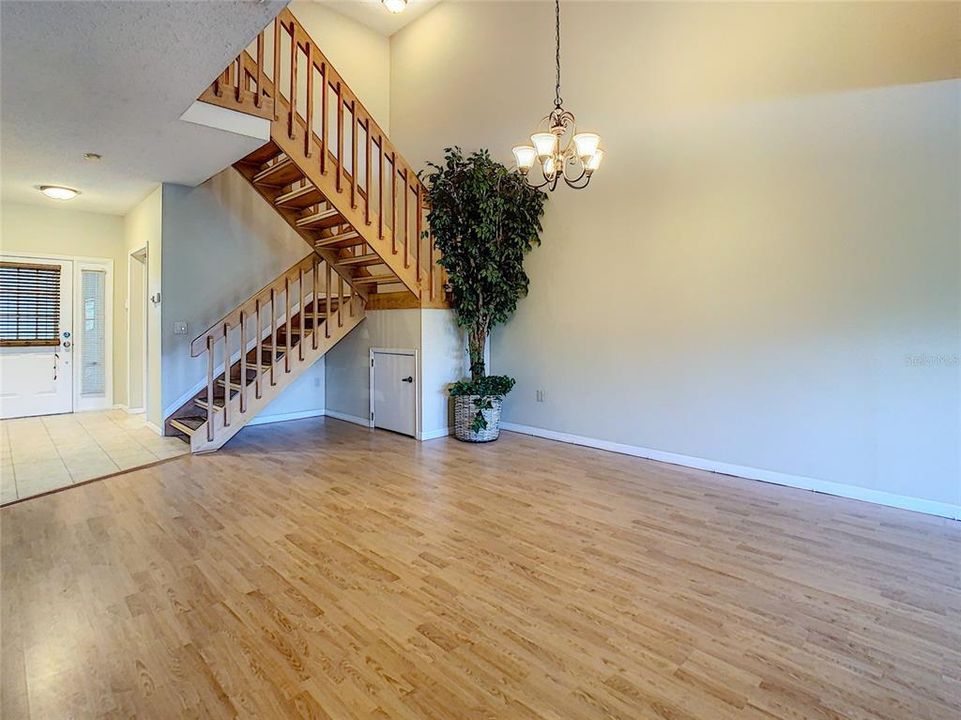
554;0;563;110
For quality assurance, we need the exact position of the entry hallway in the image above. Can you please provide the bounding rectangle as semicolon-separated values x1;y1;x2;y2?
1;410;189;504
2;418;959;719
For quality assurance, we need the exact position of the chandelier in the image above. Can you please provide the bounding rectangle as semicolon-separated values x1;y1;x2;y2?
512;0;604;191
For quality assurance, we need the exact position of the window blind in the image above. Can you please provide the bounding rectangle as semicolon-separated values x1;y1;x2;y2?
0;261;61;346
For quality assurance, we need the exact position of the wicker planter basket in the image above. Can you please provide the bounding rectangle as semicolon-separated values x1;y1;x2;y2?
453;395;503;442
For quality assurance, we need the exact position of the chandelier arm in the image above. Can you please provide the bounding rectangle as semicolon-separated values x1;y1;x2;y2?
523;173;553;191
564;173;592;190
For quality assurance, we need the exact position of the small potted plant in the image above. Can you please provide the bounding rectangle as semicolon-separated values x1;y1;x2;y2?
422;147;547;442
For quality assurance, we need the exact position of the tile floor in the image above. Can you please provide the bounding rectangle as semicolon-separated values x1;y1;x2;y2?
0;409;189;504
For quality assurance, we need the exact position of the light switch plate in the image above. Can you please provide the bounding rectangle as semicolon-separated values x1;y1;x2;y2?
173;321;188;336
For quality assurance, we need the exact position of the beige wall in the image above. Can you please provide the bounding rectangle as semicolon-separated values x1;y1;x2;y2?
326;308;421;425
160;168;326;423
123;187;163;425
290;1;391;133
1;202;128;406
390;2;961;510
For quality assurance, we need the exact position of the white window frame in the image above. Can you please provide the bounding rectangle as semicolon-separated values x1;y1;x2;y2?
74;259;114;411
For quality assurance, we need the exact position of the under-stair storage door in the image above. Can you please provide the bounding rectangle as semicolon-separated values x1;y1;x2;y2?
0;257;74;419
371;349;416;437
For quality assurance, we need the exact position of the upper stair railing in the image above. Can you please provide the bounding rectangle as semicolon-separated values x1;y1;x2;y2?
200;8;447;304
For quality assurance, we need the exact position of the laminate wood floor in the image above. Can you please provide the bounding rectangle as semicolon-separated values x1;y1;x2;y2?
2;418;959;719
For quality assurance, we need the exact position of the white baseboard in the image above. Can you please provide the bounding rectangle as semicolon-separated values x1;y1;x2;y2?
500;422;961;521
124;406;145;415
418;427;452;441
247;408;325;427
325;409;372;428
145;421;164;436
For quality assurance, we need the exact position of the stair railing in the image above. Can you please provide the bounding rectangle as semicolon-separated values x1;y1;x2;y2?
201;8;448;303
189;254;359;442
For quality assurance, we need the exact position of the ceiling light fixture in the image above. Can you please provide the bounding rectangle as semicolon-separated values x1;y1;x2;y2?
512;0;604;191
39;185;79;201
382;0;407;14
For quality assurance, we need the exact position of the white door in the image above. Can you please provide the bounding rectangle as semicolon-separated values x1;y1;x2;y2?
371;350;416;437
0;258;74;419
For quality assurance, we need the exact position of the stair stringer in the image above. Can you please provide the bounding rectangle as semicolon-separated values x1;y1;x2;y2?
189;294;366;453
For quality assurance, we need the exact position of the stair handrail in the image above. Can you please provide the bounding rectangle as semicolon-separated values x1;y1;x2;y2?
189;253;319;357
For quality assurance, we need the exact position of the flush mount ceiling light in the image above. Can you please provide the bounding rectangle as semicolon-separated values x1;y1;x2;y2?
382;0;407;14
39;185;79;200
512;0;604;191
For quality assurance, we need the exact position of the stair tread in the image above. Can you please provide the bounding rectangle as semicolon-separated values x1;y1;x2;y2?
170;416;206;434
275;183;322;208
336;253;382;267
352;273;399;284
296;207;342;227
253;156;303;186
315;231;362;248
197;387;239;405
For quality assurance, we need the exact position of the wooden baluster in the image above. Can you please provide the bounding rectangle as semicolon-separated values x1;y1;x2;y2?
337;275;344;328
288;26;297;140
336;83;343;193
284;278;291;372
273;18;281;121
239;311;247;413
298;267;305;362
415;185;423;282
391;152;397;255
255;299;262;399
365;121;372;225
325;263;332;338
378;137;384;239
350;101;358;209
403;169;410;269
255;32;264;108
305;43;313;158
320;66;328;175
270;288;277;386
234;54;242;103
222;323;230;428
206;336;214;442
312;261;319;350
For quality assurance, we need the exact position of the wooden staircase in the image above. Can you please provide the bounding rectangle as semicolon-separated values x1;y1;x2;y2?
165;7;450;452
165;255;364;453
199;7;448;309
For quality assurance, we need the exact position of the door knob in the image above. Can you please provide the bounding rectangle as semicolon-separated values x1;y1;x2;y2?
401;376;413;383
62;340;72;348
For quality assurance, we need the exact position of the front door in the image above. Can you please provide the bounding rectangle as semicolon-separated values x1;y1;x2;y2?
371;350;416;437
0;257;74;419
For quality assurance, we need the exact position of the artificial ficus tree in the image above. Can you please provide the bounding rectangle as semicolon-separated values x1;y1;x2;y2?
422;147;547;384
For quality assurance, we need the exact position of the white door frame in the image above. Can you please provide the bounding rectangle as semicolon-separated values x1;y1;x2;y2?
126;246;148;415
369;347;418;433
0;251;113;413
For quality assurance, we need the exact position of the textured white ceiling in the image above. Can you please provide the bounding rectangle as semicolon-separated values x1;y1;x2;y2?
0;0;287;215
317;0;442;37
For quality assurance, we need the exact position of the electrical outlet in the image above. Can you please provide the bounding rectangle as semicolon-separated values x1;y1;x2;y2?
536;389;546;402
